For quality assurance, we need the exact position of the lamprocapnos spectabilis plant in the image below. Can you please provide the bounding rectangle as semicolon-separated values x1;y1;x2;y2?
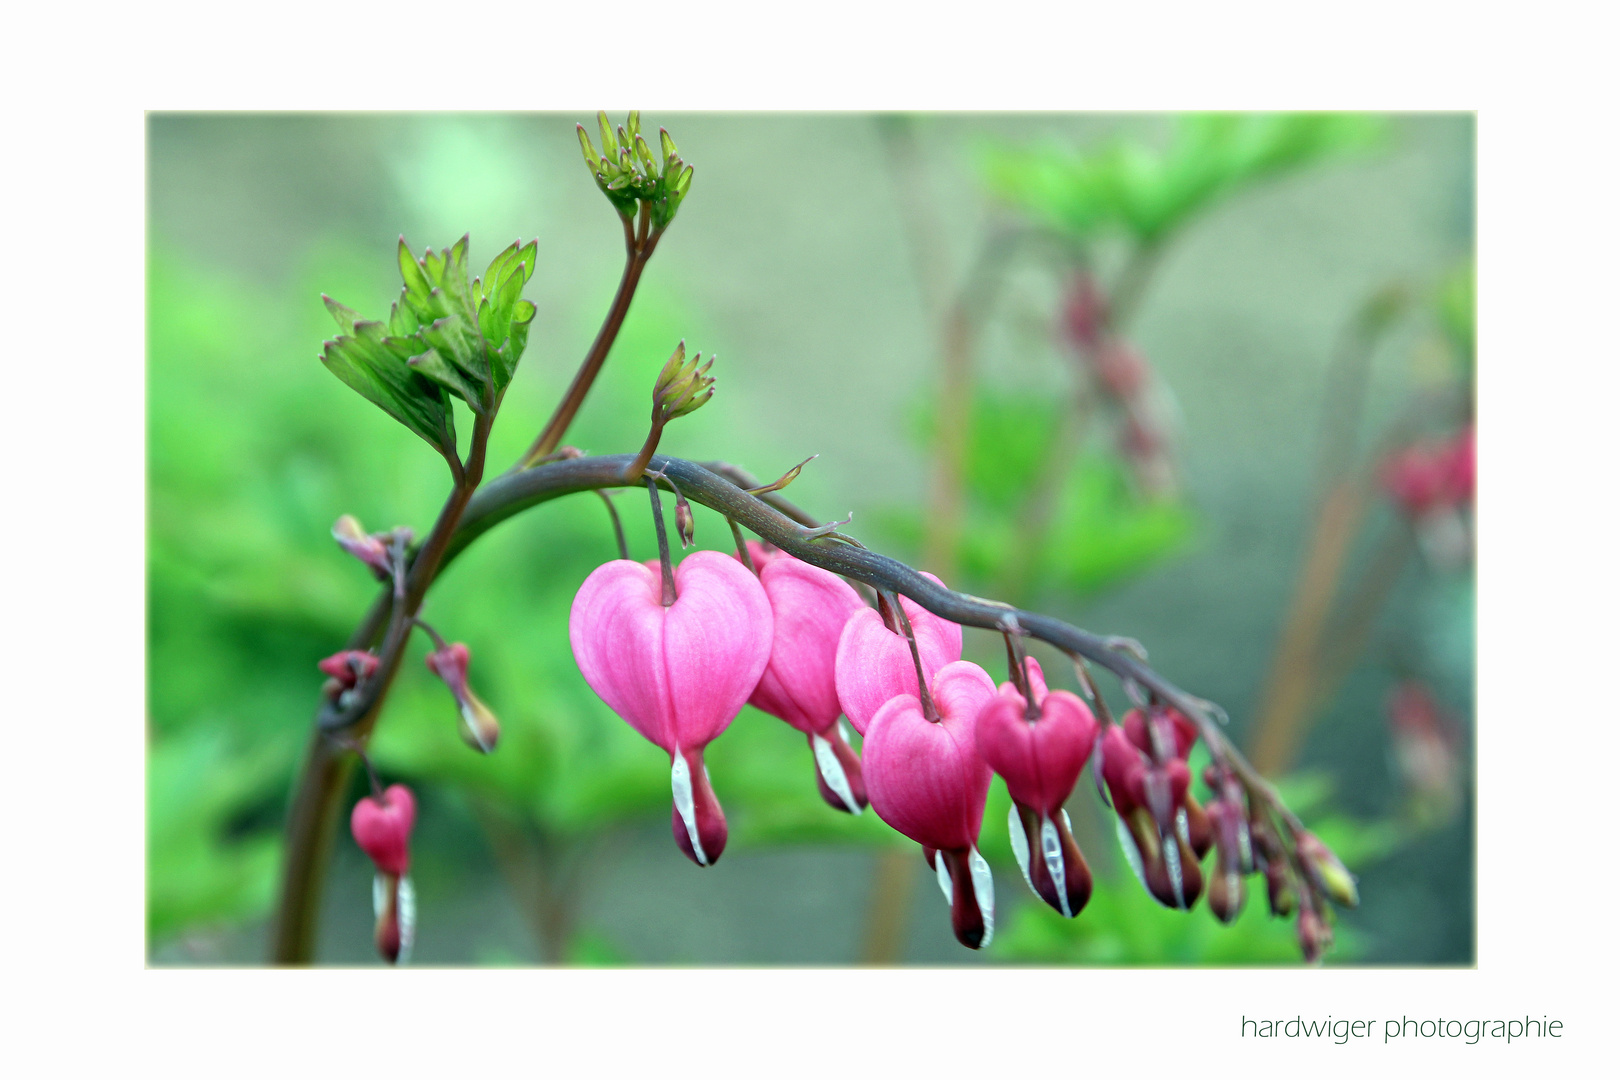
274;112;1359;966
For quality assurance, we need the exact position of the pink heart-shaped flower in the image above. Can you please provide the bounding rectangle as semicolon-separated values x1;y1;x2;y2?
351;783;416;877
569;549;773;756
862;660;996;851
976;659;1097;817
749;554;867;735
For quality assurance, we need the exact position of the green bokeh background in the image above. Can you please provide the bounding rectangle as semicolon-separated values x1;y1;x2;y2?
147;113;1474;965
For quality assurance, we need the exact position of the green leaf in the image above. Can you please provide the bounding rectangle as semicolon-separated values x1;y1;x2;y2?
407;345;483;407
397;237;433;300
320;321;455;455
322;294;362;335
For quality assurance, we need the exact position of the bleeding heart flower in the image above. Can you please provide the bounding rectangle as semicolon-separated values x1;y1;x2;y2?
975;657;1097;917
569;549;773;867
834;575;963;735
863;660;998;949
737;545;870;814
351;783;417;964
1099;726;1205;910
1122;705;1212;858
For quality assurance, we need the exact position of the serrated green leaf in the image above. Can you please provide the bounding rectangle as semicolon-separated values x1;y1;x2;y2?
322;294;362;335
407;345;483;408
398;238;432;300
320;333;455;455
516;239;537;283
420;315;484;384
422;245;444;285
484;240;521;298
387;297;419;337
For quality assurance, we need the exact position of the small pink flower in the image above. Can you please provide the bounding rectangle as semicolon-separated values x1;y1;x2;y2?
351;783;416;876
425;642;501;754
741;548;870;813
975;658;1097;916
1099;726;1205;910
864;660;998;949
834;576;963;735
317;649;379;704
351;783;417;964
332;514;399;579
569;550;773;866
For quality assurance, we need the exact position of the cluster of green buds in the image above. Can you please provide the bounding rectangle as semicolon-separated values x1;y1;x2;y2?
577;110;693;229
652;340;714;425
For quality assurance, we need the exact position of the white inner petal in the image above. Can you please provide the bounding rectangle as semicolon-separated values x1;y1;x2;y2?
372;871;386;921
1175;806;1191;850
1007;804;1032;888
1163;828;1187;910
397;875;416;965
935;850;953;905
811;731;862;814
670;751;708;866
1040;814;1070;918
1115;816;1149;892
969;847;995;948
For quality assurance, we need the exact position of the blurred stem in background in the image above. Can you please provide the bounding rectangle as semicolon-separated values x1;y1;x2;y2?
1248;281;1471;775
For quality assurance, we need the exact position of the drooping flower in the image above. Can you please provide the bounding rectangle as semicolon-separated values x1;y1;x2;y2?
1099;725;1205;910
863;660;998;949
351;783;417;964
975;657;1097;917
834;576;963;735
1121;705;1212;857
569;549;773;866
737;542;870;813
424;642;501;754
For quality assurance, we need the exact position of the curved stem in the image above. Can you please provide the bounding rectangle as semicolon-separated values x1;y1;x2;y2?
516;228;663;470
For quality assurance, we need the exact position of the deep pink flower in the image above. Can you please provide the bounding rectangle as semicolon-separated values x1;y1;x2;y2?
1122;705;1212;857
351;783;416;876
351;783;417;964
739;547;870;813
864;660;998;949
569;550;773;866
975;658;1097;916
318;649;379;704
834;576;963;735
1099;726;1204;910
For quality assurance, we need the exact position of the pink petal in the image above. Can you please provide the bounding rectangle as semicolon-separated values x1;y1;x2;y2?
749;556;866;734
834;575;963;735
862;660;995;851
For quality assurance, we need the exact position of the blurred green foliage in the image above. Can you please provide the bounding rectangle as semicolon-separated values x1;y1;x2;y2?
979;113;1387;244
889;388;1196;598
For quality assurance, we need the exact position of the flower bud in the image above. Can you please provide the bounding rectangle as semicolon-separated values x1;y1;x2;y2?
1296;829;1359;908
424;642;500;754
1265;858;1298;917
674;492;696;549
332;514;393;579
317;649;380;703
1205;798;1249;925
1099;727;1204;910
1061;272;1109;351
1297;906;1333;964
